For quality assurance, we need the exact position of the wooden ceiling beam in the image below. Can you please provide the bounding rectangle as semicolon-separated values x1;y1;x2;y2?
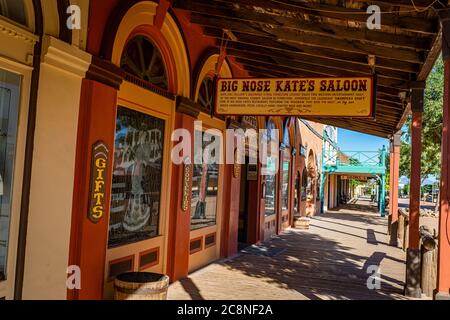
233;56;411;90
174;0;438;35
203;26;425;64
203;29;423;74
225;47;413;80
190;11;432;51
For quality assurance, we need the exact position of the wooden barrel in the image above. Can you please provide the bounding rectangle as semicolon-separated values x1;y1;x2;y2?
114;272;169;300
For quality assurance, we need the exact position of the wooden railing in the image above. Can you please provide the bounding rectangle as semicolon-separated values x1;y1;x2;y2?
394;209;438;297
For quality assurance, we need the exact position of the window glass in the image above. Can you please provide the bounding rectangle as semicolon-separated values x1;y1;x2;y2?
0;1;27;26
191;131;220;231
0;69;21;281
109;107;165;248
264;156;277;217
301;168;308;201
264;119;278;217
120;36;168;90
281;161;290;210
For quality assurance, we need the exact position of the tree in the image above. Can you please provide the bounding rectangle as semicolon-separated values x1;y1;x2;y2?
400;56;444;182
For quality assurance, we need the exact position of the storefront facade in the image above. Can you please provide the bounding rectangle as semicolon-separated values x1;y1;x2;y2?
0;0;329;300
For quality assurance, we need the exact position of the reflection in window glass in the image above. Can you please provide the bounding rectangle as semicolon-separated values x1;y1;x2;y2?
0;69;21;281
0;0;27;26
281;161;290;210
109;107;165;248
264;156;277;217
191;131;220;231
301;168;308;201
120;36;168;90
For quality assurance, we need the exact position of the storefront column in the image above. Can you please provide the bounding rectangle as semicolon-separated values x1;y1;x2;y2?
436;8;450;300
388;141;394;233
405;81;425;298
389;132;401;246
22;36;91;300
221;163;241;258
167;101;197;282
68;57;124;300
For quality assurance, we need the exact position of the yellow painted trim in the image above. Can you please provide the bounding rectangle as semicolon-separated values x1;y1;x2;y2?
194;54;232;103
111;1;190;97
0;58;32;299
188;115;226;273
104;81;176;299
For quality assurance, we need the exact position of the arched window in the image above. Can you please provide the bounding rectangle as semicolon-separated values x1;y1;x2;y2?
0;0;28;26
120;35;168;90
197;76;215;113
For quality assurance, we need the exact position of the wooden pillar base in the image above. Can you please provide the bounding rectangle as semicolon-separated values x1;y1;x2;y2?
389;221;399;247
405;248;422;298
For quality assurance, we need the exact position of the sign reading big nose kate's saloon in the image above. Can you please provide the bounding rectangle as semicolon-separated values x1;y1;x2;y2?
88;141;109;224
215;76;375;117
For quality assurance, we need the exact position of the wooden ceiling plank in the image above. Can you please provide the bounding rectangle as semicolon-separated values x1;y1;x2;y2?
175;0;438;35
203;28;423;74
190;11;432;51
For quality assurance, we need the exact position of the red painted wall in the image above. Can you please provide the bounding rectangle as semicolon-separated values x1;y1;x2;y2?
68;79;117;300
167;113;195;281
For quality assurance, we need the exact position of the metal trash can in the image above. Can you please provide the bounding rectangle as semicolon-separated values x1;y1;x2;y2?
114;272;170;300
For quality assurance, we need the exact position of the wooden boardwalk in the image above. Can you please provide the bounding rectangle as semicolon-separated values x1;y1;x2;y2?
168;199;415;300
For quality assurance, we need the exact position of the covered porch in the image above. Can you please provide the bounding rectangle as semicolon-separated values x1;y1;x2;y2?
168;198;417;300
173;0;450;299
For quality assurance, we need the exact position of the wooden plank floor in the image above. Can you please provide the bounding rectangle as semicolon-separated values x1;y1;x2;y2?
168;199;417;300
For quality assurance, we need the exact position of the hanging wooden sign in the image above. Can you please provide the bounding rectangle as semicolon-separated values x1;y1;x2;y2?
88;141;109;224
181;157;192;212
215;76;375;117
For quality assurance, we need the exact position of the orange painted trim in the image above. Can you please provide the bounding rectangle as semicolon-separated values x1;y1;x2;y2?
408;112;422;249
107;255;135;282
437;57;450;294
167;113;195;282
68;79;118;300
154;0;171;30
138;247;160;271
189;236;204;255
392;144;400;223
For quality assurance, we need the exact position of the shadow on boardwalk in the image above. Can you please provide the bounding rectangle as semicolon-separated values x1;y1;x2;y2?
169;203;410;300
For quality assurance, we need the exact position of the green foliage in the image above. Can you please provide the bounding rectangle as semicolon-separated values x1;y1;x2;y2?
400;57;444;181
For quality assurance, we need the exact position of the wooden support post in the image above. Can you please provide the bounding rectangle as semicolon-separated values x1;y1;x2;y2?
436;7;450;300
388;142;394;235
390;132;401;246
405;81;425;298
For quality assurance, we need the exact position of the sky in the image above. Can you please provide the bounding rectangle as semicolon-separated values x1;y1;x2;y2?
336;128;438;186
337;128;388;152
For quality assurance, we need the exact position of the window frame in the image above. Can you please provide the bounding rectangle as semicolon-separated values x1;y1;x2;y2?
190;129;222;232
108;105;166;249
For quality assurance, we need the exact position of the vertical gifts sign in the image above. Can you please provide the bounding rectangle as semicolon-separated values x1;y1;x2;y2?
215;76;375;117
88;141;109;224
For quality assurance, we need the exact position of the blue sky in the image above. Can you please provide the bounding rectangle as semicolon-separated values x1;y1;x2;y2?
337;128;388;152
